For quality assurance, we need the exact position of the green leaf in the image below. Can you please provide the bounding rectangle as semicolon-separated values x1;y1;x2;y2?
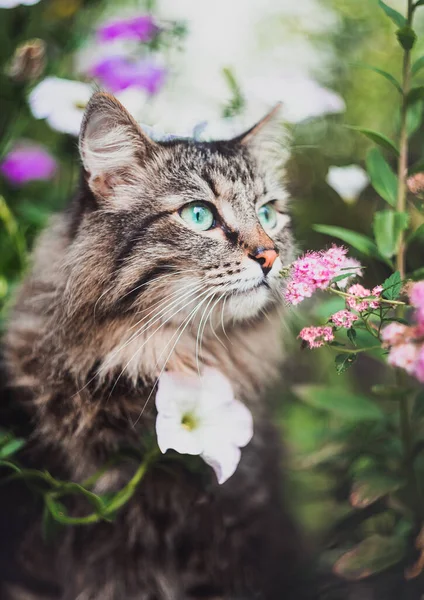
356;64;402;93
333;535;406;580
397;26;417;51
365;148;398;206
293;385;384;421
378;0;407;27
407;223;424;244
346;126;399;156
407;86;424;105
407;100;424;136
373;211;410;258
0;438;25;458
350;472;404;508
412;55;424;76
347;328;357;345
335;353;357;374
331;273;358;284
381;271;402;300
313;224;389;264
416;0;424;6
409;266;424;280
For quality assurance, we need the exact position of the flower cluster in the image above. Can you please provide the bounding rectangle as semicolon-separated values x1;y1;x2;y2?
382;282;424;382
346;284;383;312
97;15;158;43
330;310;358;329
299;326;335;349
285;246;362;305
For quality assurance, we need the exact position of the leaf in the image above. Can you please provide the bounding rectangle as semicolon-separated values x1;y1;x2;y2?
407;100;424;136
407;86;424;105
410;267;424;280
0;438;25;458
333;535;406;580
313;224;390;265
331;273;358;284
350;472;404;508
407;223;424;244
397;26;417;51
378;0;407;27
365;147;398;206
373;211;410;258
293;385;384;421
381;271;402;300
347;328;357;345
346;126;399;156
335;353;357;374
412;55;424;76
356;64;402;93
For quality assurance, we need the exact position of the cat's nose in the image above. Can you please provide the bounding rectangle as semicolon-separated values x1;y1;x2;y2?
249;247;279;276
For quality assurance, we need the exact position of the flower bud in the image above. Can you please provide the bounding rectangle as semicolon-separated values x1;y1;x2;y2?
8;39;46;83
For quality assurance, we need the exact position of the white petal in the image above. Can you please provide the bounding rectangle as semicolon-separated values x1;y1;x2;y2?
201;444;241;485
156;415;203;455
198;367;235;413
156;371;200;417
326;165;369;201
221;400;254;447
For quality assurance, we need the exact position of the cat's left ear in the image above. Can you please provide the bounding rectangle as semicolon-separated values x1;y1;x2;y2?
79;92;158;203
234;103;282;146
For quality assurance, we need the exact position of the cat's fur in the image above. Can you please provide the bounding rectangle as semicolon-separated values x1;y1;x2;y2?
0;93;310;600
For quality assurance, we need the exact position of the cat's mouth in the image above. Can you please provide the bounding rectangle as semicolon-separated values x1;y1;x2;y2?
231;278;270;296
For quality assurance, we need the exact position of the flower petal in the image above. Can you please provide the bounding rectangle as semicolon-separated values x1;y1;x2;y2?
156;414;203;455
201;444;241;485
197;367;235;413
156;371;200;417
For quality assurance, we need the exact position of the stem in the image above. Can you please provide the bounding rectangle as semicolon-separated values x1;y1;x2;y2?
330;345;382;354
396;0;414;278
327;286;406;306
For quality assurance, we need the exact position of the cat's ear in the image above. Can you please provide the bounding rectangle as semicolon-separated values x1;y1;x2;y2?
234;103;282;146
79;92;158;202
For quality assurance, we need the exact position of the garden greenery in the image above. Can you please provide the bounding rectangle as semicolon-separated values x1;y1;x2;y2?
1;0;424;586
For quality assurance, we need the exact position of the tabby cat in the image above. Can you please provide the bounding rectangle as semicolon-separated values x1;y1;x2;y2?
0;92;312;600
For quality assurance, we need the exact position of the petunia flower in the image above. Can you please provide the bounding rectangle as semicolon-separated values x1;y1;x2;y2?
97;15;158;43
0;0;39;8
155;368;253;484
91;56;166;94
326;165;369;203
28;77;147;136
1;143;56;185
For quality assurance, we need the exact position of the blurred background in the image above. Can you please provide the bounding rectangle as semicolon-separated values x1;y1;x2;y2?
1;0;424;578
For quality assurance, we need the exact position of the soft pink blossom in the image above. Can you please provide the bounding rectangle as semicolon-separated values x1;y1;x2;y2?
285;246;362;305
414;346;424;382
381;322;412;346
410;281;424;326
346;284;372;312
299;325;334;349
330;310;358;329
387;343;420;374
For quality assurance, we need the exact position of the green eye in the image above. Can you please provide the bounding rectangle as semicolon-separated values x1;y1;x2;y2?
180;202;215;231
258;202;278;230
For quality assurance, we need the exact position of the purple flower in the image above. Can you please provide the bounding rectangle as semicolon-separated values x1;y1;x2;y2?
0;144;57;186
97;15;158;43
91;56;166;94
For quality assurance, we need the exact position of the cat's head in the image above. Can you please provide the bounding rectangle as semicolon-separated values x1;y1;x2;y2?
69;92;293;328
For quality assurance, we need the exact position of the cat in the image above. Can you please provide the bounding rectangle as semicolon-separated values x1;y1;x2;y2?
0;92;313;600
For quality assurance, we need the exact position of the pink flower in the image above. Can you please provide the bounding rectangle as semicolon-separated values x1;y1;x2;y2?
330;310;358;329
414;346;424;382
335;257;363;289
387;343;420;374
285;280;315;305
1;143;56;186
410;281;424;326
285;245;362;305
346;284;372;312
381;322;412;346
97;15;158;43
299;326;334;349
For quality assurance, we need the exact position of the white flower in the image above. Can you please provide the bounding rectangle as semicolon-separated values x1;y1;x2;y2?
326;165;370;202
155;368;253;484
28;77;148;136
0;0;39;8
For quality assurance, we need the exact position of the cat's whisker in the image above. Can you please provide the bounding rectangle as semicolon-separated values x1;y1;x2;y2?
106;285;214;403
206;288;229;352
132;288;219;426
195;291;218;375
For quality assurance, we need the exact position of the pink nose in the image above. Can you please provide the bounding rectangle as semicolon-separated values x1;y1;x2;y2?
250;248;279;275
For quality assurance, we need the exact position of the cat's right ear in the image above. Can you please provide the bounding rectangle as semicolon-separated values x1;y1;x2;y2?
79;92;158;204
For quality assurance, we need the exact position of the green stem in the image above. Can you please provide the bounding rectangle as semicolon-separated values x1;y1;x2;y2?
396;0;414;278
330;345;382;354
327;286;406;306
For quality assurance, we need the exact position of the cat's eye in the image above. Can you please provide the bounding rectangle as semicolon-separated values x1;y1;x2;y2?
257;202;278;230
179;202;215;231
